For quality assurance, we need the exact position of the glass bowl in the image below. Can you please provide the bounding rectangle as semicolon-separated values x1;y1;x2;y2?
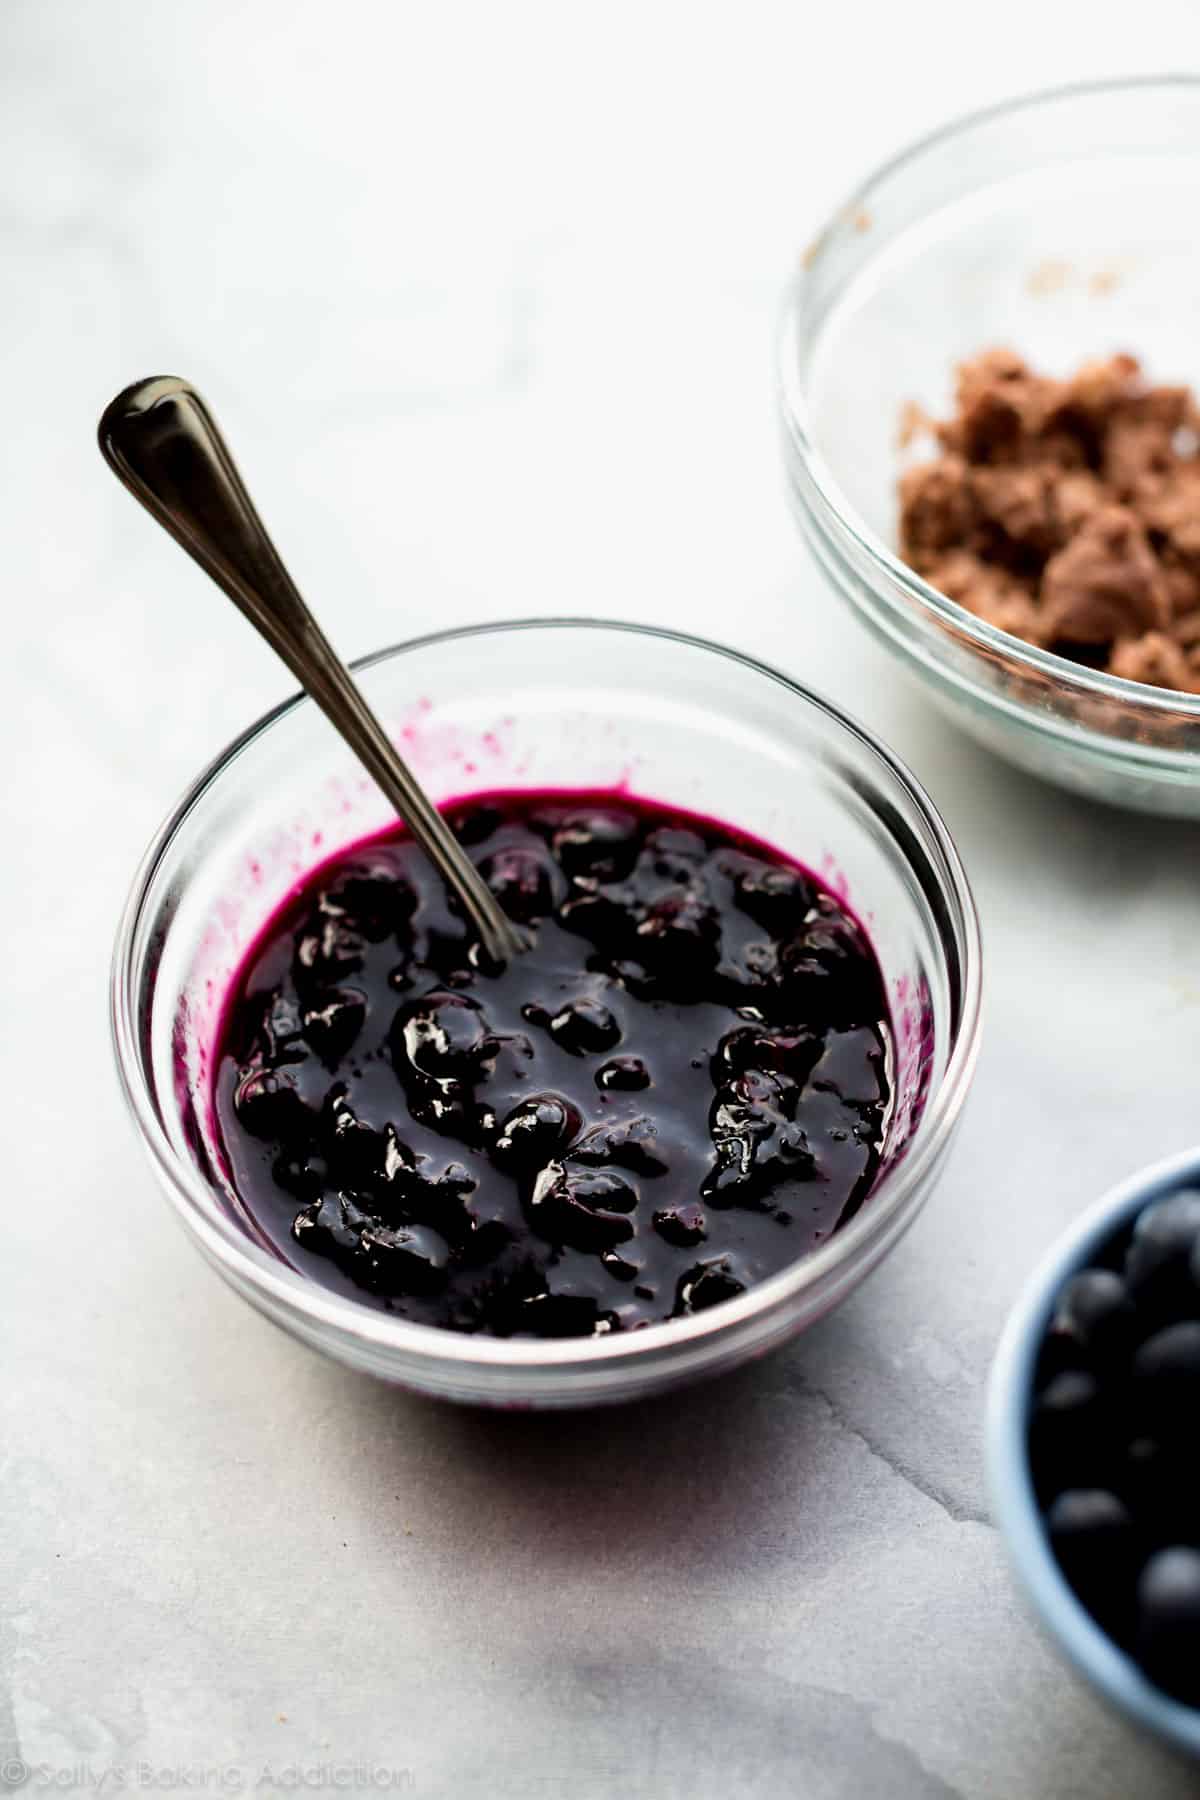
987;1145;1200;1759
778;76;1200;817
112;619;981;1408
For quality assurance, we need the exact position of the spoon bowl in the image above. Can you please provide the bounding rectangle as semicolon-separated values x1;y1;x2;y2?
98;376;523;965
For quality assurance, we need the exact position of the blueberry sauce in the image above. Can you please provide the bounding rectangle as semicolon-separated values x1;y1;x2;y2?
212;791;893;1338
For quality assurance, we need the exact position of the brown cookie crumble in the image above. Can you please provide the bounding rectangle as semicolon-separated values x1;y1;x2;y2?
898;350;1200;693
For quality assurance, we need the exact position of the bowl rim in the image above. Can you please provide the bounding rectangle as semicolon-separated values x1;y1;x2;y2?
986;1141;1200;1758
111;615;983;1375
777;72;1200;722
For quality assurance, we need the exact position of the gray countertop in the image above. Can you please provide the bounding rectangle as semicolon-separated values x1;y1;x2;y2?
5;5;1200;1795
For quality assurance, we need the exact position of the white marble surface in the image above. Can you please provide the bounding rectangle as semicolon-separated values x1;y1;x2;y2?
5;4;1200;1796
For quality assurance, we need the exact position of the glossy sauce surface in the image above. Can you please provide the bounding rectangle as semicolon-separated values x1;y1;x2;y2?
213;792;893;1337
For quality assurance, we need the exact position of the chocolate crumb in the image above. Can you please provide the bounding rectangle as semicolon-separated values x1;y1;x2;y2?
897;349;1200;693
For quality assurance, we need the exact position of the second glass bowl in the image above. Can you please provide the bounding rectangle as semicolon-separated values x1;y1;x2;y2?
779;76;1200;816
112;619;981;1406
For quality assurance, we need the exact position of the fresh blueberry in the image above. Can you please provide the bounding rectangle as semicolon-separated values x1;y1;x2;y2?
1136;1547;1200;1703
1029;1369;1113;1501
1045;1488;1137;1642
1121;1436;1200;1548
1125;1190;1200;1320
1038;1268;1137;1383
1132;1321;1200;1436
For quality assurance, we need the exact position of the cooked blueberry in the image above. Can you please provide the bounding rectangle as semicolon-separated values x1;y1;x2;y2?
557;882;639;952
271;1149;326;1203
600;1249;640;1283
357;1221;451;1296
703;1069;814;1205
571;1117;668;1176
214;790;890;1338
480;847;558;922
321;1091;387;1186
294;914;365;988
635;889;720;979
595;1056;651;1092
672;1258;746;1316
1126;1190;1200;1320
641;828;708;884
552;809;640;880
1045;1489;1137;1641
449;802;505;846
459;1216;514;1266
492;1094;581;1167
541;997;621;1056
293;1193;360;1257
322;864;415;941
775;913;878;1022
395;990;494;1078
1136;1548;1200;1703
514;1293;621;1339
653;1204;707;1248
302;988;367;1063
527;1162;637;1252
233;1067;310;1140
728;856;815;932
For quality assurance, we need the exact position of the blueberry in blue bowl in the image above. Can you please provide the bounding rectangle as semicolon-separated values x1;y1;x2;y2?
989;1147;1200;1756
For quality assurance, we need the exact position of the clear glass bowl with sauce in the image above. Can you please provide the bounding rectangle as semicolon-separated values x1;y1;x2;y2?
112;619;981;1406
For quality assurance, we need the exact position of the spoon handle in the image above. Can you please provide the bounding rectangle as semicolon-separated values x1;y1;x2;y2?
98;377;522;965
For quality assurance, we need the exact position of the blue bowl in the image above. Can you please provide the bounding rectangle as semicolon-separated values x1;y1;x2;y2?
987;1145;1200;1760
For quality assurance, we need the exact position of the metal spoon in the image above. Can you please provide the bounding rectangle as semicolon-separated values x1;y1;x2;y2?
98;376;524;966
